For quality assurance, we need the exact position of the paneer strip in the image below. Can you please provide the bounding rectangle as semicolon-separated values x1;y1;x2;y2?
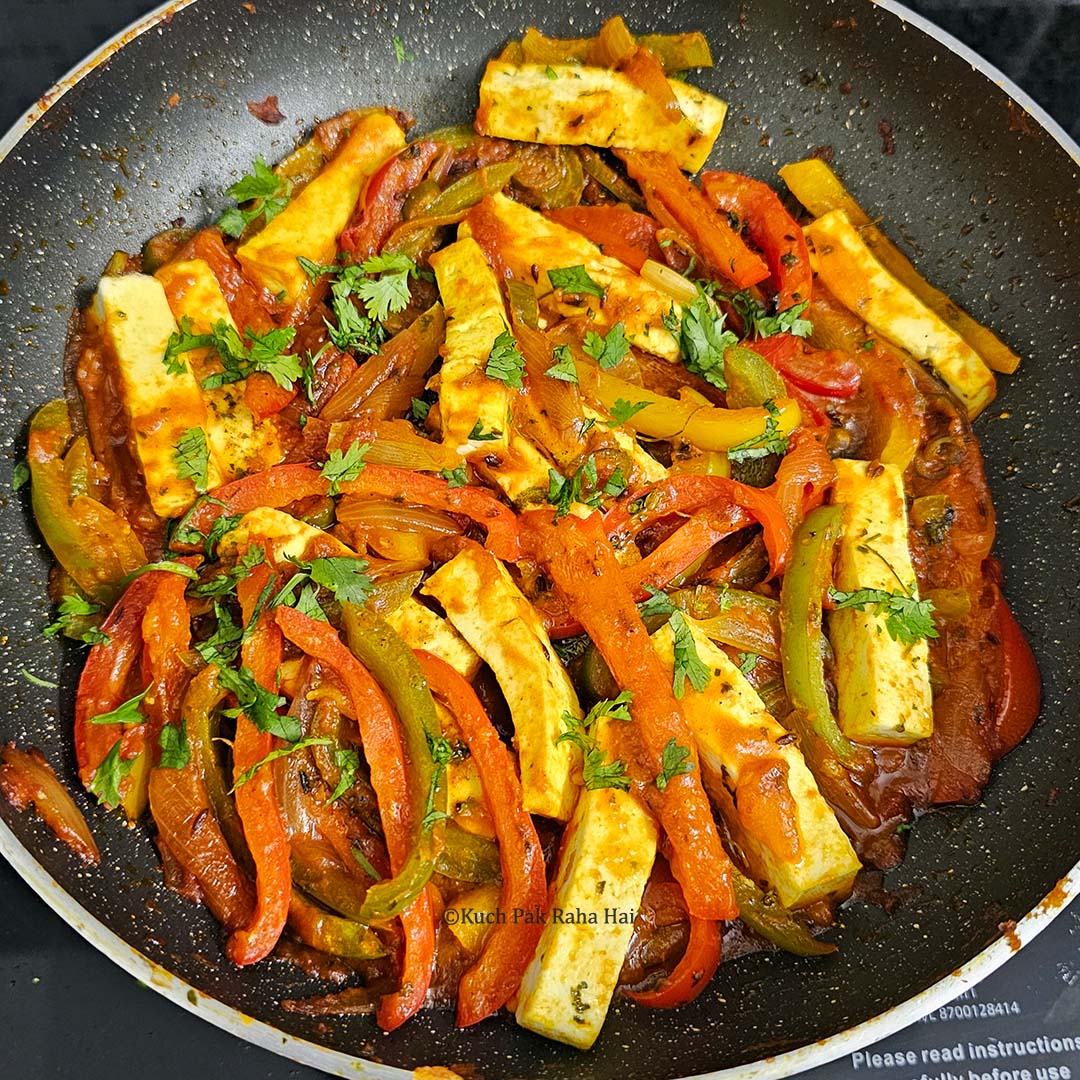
805;209;996;417
828;459;934;745
428;236;553;503
779;157;1021;375
236;111;406;305
217;505;356;562
422;546;579;821
477;61;726;173
92;274;220;518
463;194;679;362
515;721;658;1049
154;257;282;480
651;619;860;908
386;596;481;680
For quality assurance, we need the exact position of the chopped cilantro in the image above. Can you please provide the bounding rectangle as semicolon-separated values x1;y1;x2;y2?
737;652;760;677
158;719;190;770
545;344;579;383
606;398;650;427
174;427;210;495
218;665;295;741
163;317;300;392
232;736;332;790
411;397;431;423
88;738;133;808
88;687;148;727
727;400;789;463
18;668;58;690
441;465;469;488
664;292;737;390
582;322;629;369
603;466;628;498
217;155;292;238
655;737;694;791
195;601;243;666
547;265;605;300
43;595;108;646
468;420;501;442
668;611;712;699
326;748;360;805
545;65;559;79
638;585;675;619
828;586;938;646
485;329;526;389
12;460;29;492
557;691;634;792
320;442;369;495
730;292;813;339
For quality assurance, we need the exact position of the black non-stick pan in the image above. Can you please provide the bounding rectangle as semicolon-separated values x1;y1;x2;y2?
1;1;1078;1076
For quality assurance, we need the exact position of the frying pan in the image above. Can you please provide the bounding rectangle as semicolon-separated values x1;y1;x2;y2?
1;1;1078;1077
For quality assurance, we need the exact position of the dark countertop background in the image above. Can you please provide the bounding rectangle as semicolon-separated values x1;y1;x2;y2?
1;2;1077;1079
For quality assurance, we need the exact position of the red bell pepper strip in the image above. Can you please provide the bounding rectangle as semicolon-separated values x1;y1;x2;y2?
416;650;547;1028
768;428;836;532
244;373;298;422
340;141;441;259
139;571;193;746
614;151;769;289
700;171;813;309
74;561;198;795
274;606;435;1030
987;588;1041;759
544;205;664;273
226;563;291;966
178;462;520;561
625;912;721;1008
521;510;737;921
605;474;792;578
181;228;280;333
751;334;860;400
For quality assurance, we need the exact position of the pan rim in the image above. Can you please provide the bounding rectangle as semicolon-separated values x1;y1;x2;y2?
1;1;1077;1078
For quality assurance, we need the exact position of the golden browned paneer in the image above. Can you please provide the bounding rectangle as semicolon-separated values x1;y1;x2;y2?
385;596;481;680
515;720;657;1049
805;209;996;417
92;273;220;518
477;62;726;172
422;546;580;821
460;193;678;361
828;459;934;746
217;506;356;562
652;618;860;908
236;111;406;305
154;257;282;480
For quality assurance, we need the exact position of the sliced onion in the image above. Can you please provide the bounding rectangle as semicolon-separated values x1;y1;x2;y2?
641;258;698;304
0;743;100;865
336;496;464;536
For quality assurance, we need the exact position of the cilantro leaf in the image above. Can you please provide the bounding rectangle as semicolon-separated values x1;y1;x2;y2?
165;319;299;392
638;585;675;619
411;397;431;423
582;690;634;725
730;292;813;339
217;156;292;238
441;465;469;488
606;399;650;427
422;734;454;830
12;460;29;491
192;545;265;600
582;322;630;370
89;687;148;726
174;427;210;495
392;34;414;63
293;584;328;622
545;344;579;383
218;665;295;741
320;442;369;495
557;706;631;792
352;845;382;881
89;738;133;808
468;420;501;442
668;611;712;699
18;668;58;690
118;560;200;590
355;264;413;323
195;601;243;666
603;466;628;498
547;264;605;299
655;737;694;791
828;586;939;646
158;719;191;770
485;329;526;389
666;293;737;390
545;65;559;79
307;557;374;606
727;400;789;463
233;736;332;790
737;652;760;677
43;594;108;646
326;748;360;805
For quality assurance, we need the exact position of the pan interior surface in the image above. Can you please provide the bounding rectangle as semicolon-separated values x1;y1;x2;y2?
0;1;1077;1077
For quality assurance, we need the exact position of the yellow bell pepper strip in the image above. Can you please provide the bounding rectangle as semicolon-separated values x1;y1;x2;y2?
731;867;835;957
287;889;386;960
274;605;435;1031
339;602;448;924
521;509;737;922
804;209;996;417
778;505;873;772
779;157;1020;374
577;361;801;452
27;400;146;606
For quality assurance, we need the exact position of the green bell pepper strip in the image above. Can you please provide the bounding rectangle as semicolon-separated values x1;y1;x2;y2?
287;888;386;959
731;867;836;957
341;602;449;924
724;346;787;409
28;400;146;605
435;823;502;884
778;504;872;770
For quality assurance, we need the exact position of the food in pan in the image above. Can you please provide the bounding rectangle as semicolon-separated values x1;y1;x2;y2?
4;16;1040;1050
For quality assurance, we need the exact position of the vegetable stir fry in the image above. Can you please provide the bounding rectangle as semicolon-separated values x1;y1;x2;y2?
6;17;1041;1051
